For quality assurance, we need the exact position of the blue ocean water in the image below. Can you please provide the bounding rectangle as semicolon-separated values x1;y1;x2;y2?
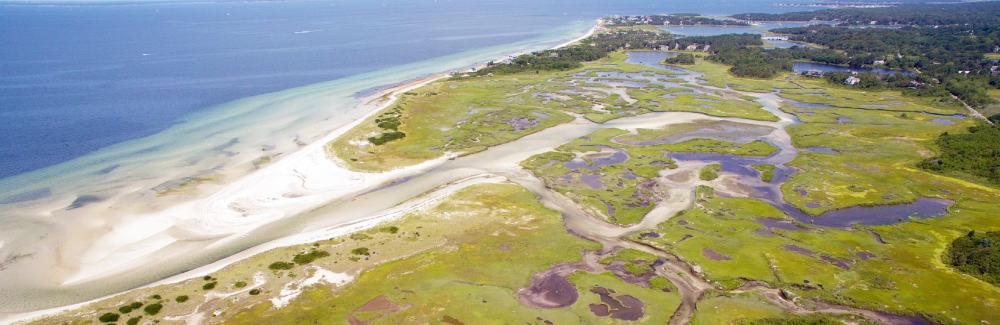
0;0;811;181
0;0;817;313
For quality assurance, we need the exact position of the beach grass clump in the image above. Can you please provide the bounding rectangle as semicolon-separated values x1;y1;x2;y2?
350;247;370;256
248;288;261;295
98;313;119;323
268;261;294;271
700;164;721;181
233;281;247;289
126;317;141;325
175;295;189;303
143;303;162;316
202;282;217;290
117;302;142;314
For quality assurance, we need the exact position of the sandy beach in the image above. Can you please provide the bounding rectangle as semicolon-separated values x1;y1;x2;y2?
0;19;603;325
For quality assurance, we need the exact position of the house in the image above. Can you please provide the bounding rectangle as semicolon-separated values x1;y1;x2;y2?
685;44;699;51
549;52;560;58
844;76;861;85
991;66;999;75
958;70;970;75
659;45;670;51
873;60;886;65
703;44;711;51
803;70;824;78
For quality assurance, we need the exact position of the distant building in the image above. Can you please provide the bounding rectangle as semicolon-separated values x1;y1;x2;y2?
844;76;861;85
991;66;999;75
803;70;823;78
703;44;711;51
958;70;971;75
549;52;560;58
686;44;699;51
873;60;886;65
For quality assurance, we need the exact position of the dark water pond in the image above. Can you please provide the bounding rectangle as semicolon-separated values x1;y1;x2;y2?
802;147;839;154
778;198;952;228
623;51;687;73
580;174;604;189
668;152;793;184
783;98;833;109
565;150;629;170
793;62;913;76
657;21;817;37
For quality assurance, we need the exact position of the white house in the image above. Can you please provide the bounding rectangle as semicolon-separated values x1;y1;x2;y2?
844;76;861;85
685;44;699;51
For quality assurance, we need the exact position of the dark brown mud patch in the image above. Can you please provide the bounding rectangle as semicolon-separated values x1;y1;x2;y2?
587;286;645;321
346;296;410;325
442;316;464;325
517;269;578;308
702;248;732;261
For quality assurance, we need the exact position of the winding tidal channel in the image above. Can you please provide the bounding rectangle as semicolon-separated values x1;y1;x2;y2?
4;52;944;324
240;52;938;324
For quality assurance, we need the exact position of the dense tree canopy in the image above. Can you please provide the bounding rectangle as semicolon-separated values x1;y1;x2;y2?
733;2;1000;26
945;230;1000;287
919;123;1000;186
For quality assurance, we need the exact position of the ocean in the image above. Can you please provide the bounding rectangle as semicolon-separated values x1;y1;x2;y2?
0;0;812;314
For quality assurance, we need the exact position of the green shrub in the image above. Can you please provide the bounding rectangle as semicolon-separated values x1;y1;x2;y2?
293;250;331;265
118;305;133;314
203;282;217;290
127;317;141;325
150;295;161;300
98;313;119;323
203;275;212;281
248;288;262;295
268;261;294;271
233;281;248;289
143;303;163;316
368;131;406;145
351;247;370;256
175;295;189;303
380;226;400;234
